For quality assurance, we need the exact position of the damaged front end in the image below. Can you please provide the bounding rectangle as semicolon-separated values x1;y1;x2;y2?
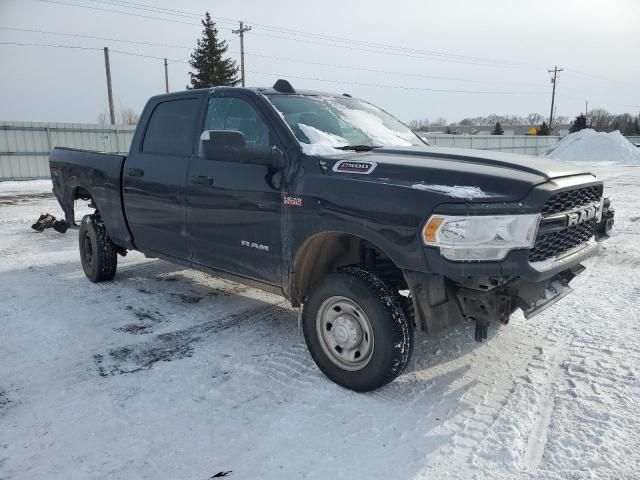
456;265;583;342
407;193;615;343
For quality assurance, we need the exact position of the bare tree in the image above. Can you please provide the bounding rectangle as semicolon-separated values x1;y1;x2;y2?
589;109;612;132
431;117;448;127
119;108;140;126
96;104;140;126
527;113;544;125
408;118;430;131
96;112;109;126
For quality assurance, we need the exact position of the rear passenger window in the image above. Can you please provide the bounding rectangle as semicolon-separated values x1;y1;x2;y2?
143;98;199;156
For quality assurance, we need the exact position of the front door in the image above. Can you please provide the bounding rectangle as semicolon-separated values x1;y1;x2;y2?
123;96;201;259
186;94;283;286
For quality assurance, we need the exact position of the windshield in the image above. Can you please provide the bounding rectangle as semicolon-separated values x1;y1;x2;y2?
266;94;425;155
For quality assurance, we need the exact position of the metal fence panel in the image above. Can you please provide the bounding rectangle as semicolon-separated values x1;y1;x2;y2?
2;123;639;180
0;121;135;180
423;134;562;155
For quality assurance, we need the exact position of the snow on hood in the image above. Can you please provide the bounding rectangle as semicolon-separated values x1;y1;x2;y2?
546;129;640;165
411;183;490;199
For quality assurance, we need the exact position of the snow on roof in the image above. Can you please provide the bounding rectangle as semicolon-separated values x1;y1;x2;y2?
546;129;640;165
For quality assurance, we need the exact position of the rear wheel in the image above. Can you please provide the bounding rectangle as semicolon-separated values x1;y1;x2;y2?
302;267;413;392
79;214;117;282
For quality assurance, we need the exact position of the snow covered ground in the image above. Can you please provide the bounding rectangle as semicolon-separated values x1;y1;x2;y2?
1;168;639;480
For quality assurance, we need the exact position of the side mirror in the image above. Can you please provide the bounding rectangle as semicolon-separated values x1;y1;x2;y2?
200;130;246;160
199;130;285;169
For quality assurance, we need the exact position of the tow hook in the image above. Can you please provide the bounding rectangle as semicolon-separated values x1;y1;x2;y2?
596;198;615;240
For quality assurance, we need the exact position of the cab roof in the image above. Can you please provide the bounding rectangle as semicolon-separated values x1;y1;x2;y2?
153;79;351;101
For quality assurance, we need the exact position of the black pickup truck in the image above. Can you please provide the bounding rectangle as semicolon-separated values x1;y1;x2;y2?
50;80;615;392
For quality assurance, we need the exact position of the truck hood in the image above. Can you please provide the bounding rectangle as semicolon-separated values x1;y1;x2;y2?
327;145;592;202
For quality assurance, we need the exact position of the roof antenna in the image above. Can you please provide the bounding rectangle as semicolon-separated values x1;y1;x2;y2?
273;79;295;94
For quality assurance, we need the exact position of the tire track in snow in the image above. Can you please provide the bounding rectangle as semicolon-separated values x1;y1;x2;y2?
94;298;289;376
522;340;570;474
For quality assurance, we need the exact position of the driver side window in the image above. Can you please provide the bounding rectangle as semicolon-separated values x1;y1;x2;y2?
203;97;271;148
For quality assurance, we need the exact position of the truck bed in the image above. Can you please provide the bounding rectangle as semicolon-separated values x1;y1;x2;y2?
49;147;132;248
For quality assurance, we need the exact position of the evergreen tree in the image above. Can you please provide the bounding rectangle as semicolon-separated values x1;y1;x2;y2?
569;113;589;133
537;121;551;136
491;121;504;135
188;12;239;88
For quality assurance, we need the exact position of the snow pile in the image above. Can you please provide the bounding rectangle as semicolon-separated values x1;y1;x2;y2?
412;183;489;199
0;179;52;196
546;129;640;164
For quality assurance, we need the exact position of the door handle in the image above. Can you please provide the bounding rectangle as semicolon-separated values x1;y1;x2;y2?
191;175;213;185
127;168;144;177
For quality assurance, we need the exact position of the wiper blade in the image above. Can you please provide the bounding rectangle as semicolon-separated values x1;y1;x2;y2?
333;144;381;152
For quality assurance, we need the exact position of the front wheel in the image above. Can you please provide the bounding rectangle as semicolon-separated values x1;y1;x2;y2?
79;214;117;282
302;267;413;392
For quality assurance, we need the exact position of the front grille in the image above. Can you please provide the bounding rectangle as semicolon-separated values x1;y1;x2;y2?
529;184;603;263
541;185;603;216
529;219;596;262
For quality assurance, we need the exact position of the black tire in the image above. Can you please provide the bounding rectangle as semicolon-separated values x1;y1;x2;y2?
79;214;117;282
302;267;413;392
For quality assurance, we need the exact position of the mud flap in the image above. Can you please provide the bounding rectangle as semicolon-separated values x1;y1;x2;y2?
522;280;573;319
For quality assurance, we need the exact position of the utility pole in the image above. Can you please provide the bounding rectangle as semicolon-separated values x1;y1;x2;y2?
547;66;563;132
164;58;169;93
585;100;588;117
103;47;115;125
232;21;252;87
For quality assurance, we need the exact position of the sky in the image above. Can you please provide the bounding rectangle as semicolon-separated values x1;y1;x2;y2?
0;0;638;125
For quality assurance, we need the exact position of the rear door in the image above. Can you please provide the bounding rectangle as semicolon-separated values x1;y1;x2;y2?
123;96;202;259
186;93;283;285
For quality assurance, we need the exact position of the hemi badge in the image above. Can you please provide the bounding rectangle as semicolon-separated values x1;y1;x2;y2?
283;195;303;207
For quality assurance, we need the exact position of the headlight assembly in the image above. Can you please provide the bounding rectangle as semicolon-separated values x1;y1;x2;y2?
422;214;541;261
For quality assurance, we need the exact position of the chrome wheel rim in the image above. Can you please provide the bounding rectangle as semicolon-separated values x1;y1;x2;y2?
316;296;374;371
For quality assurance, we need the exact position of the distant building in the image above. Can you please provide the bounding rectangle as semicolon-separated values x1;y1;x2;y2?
422;124;571;136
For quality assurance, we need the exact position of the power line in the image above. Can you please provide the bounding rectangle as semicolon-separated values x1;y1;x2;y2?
0;41;187;62
0;41;102;52
0;42;549;95
36;0;632;88
0;26;549;87
0;26;193;49
246;31;535;69
37;0;540;70
87;0;541;68
39;0;203;27
246;71;549;95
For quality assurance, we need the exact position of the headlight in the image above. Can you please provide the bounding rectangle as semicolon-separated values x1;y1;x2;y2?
422;214;541;261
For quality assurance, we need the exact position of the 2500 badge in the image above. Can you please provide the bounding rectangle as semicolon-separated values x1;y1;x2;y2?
332;160;377;174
